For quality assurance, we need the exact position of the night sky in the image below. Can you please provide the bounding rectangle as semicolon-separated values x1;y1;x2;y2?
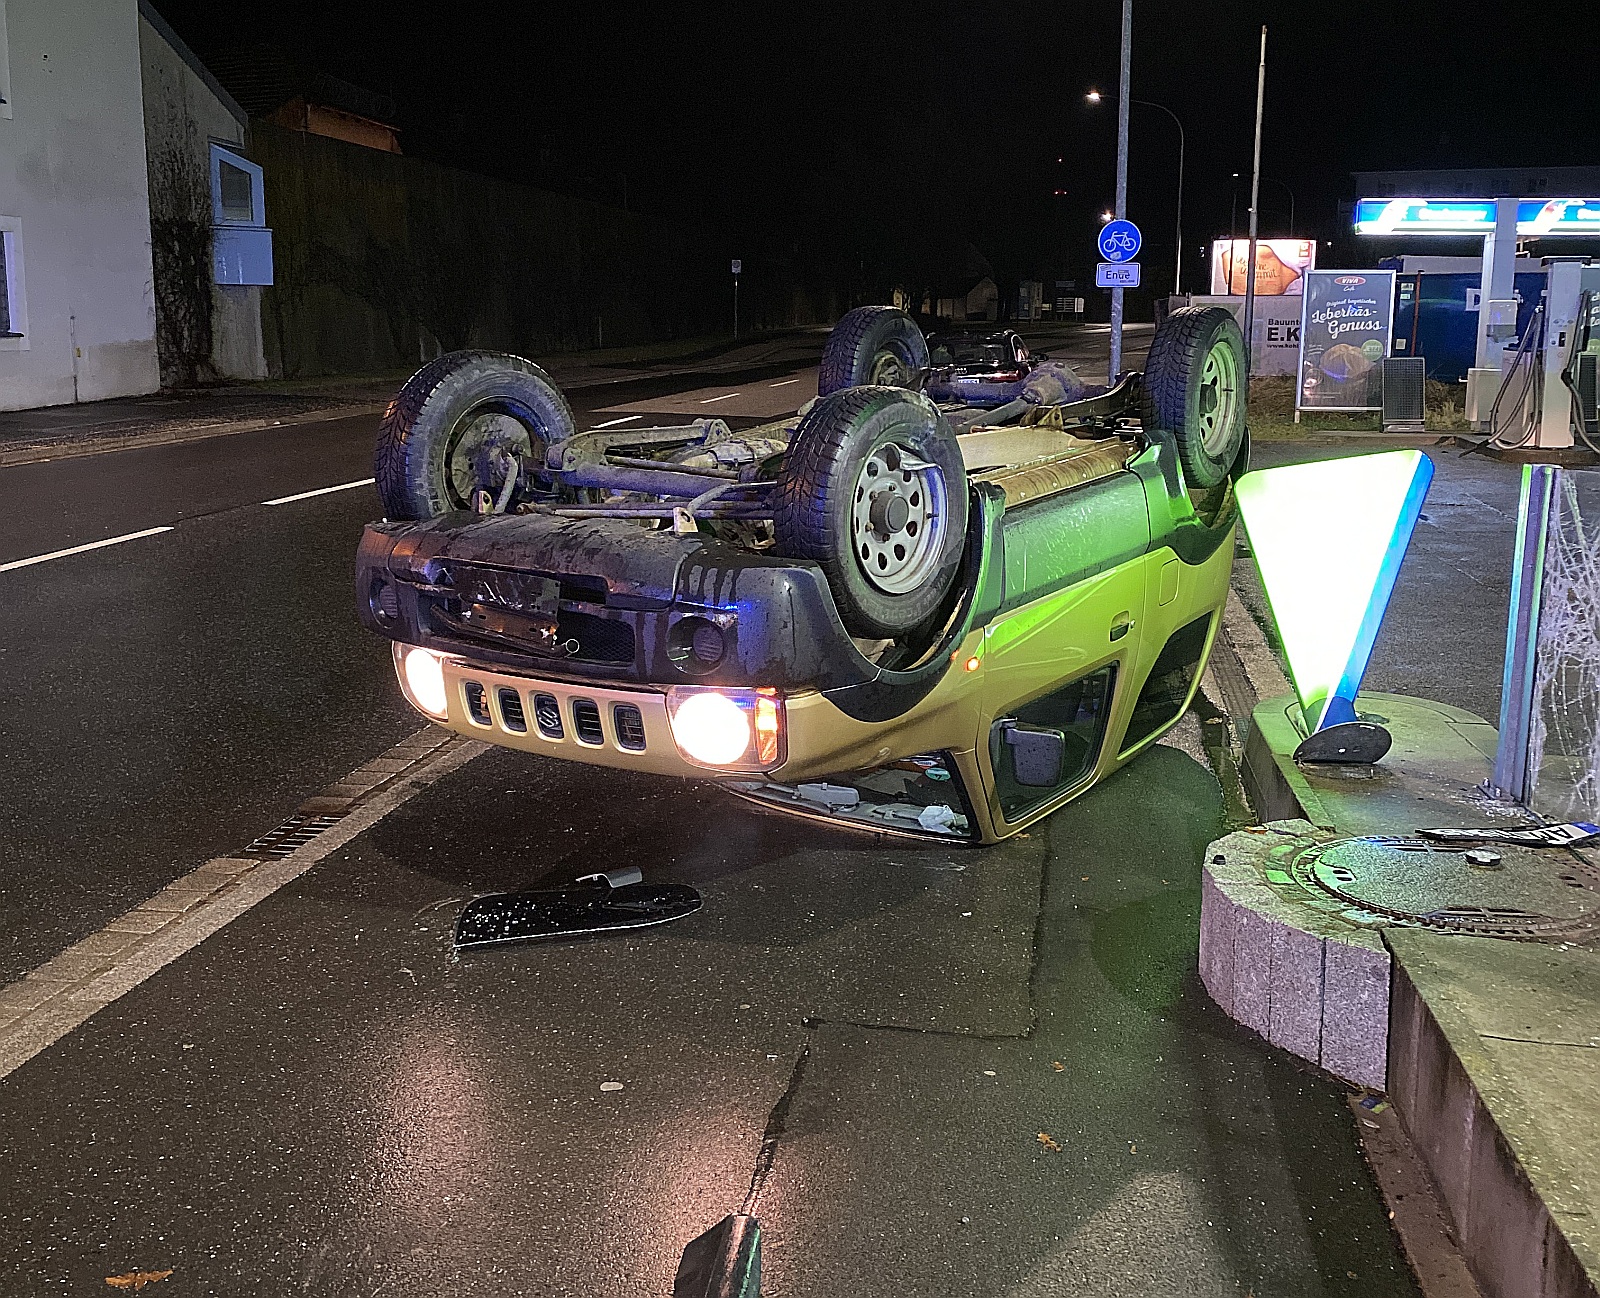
150;0;1600;296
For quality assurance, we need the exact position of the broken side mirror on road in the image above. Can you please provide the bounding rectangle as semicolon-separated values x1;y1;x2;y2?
453;867;702;949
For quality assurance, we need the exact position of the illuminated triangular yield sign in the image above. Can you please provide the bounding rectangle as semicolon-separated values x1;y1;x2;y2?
1236;449;1434;733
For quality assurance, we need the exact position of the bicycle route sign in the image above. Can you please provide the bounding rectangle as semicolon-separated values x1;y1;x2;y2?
1097;220;1142;263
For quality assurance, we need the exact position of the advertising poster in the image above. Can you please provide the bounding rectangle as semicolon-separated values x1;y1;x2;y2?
1296;270;1397;411
1209;239;1316;295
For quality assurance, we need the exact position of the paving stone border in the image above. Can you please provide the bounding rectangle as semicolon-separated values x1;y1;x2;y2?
1199;819;1391;1089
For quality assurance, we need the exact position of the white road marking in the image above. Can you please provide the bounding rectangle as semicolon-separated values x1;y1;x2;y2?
262;477;376;506
589;414;643;429
0;730;486;1082
699;392;742;404
768;378;802;388
0;525;175;574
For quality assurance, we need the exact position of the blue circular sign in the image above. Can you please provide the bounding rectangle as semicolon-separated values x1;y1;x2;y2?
1098;219;1142;263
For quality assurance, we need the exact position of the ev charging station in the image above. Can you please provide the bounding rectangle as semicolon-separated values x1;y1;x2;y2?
1355;197;1600;449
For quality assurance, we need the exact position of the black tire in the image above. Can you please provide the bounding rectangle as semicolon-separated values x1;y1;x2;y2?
1139;306;1247;489
818;306;930;396
774;387;968;640
374;350;575;520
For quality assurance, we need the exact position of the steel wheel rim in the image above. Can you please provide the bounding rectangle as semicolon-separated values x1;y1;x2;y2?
443;402;539;510
1196;339;1241;457
869;348;908;387
850;441;947;596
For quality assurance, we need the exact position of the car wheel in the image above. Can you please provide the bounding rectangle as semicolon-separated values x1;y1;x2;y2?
774;387;969;639
818;306;931;396
1139;306;1247;489
374;351;575;520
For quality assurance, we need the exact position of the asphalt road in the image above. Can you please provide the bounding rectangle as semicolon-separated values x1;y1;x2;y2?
0;327;1415;1296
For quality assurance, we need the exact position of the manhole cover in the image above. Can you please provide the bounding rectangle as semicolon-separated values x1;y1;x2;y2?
1290;836;1600;941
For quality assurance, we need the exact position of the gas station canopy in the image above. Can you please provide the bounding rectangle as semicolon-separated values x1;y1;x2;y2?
1355;198;1600;236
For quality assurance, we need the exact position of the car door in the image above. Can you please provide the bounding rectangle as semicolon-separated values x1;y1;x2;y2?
972;473;1153;834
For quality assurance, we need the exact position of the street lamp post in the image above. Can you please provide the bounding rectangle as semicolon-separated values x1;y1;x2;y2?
1088;92;1186;298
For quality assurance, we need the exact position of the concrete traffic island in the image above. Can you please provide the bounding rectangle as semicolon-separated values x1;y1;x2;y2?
1200;688;1600;1298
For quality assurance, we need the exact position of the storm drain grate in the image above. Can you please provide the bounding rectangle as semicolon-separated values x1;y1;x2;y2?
242;813;346;858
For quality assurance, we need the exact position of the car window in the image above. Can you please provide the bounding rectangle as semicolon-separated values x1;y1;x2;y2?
728;752;977;839
989;665;1115;822
1120;614;1213;754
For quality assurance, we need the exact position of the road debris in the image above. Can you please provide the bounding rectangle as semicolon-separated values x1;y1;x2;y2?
1051;1061;1065;1072
105;1271;173;1291
1037;1132;1061;1152
600;1081;624;1092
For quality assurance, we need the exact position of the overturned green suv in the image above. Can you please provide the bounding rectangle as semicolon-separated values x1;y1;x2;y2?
356;306;1247;844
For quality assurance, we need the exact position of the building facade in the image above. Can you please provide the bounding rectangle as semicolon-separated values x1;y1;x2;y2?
0;0;162;410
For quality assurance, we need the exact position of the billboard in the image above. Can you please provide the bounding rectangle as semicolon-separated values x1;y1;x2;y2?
1209;239;1316;295
1296;269;1397;411
1192;295;1303;376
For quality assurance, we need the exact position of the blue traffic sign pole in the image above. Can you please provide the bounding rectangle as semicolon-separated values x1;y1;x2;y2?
1109;0;1132;380
1099;218;1142;377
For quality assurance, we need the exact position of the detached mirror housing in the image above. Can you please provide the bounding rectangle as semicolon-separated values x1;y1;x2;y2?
1001;720;1067;787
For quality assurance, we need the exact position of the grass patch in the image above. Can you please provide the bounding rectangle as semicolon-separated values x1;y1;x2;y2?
1247;375;1472;440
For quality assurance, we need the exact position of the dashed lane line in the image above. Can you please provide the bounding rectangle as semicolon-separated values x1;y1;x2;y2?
0;526;175;574
262;477;375;505
588;414;642;429
768;378;801;387
0;726;487;1082
698;392;742;404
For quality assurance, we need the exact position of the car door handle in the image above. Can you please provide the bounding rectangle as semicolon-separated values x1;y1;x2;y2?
1109;612;1134;641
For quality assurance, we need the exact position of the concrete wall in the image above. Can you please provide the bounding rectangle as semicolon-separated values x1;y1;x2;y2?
137;5;265;381
0;0;161;410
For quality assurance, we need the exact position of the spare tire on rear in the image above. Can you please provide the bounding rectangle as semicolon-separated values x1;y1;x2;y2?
374;350;575;520
818;306;930;396
774;387;968;640
1139;305;1247;489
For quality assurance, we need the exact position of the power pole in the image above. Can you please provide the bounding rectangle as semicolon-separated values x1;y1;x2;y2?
1242;25;1267;376
1109;0;1132;381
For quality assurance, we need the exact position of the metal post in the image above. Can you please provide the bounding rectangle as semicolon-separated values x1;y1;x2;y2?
1108;0;1131;382
733;276;740;340
1172;115;1184;296
1492;463;1556;800
1242;25;1267;376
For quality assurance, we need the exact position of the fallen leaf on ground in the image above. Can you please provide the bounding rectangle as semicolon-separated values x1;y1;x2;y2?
1051;1061;1065;1072
106;1270;173;1291
1036;1132;1061;1152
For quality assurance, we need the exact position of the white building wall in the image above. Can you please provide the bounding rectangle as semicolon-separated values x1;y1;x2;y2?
0;0;161;410
137;6;265;381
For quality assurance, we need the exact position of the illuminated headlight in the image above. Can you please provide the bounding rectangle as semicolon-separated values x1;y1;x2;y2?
394;643;449;720
666;687;784;771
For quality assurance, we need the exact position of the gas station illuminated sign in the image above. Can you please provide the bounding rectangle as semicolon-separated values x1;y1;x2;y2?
1354;198;1600;236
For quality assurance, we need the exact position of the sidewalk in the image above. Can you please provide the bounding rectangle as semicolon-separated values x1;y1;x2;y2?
0;329;828;467
1203;433;1599;1298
